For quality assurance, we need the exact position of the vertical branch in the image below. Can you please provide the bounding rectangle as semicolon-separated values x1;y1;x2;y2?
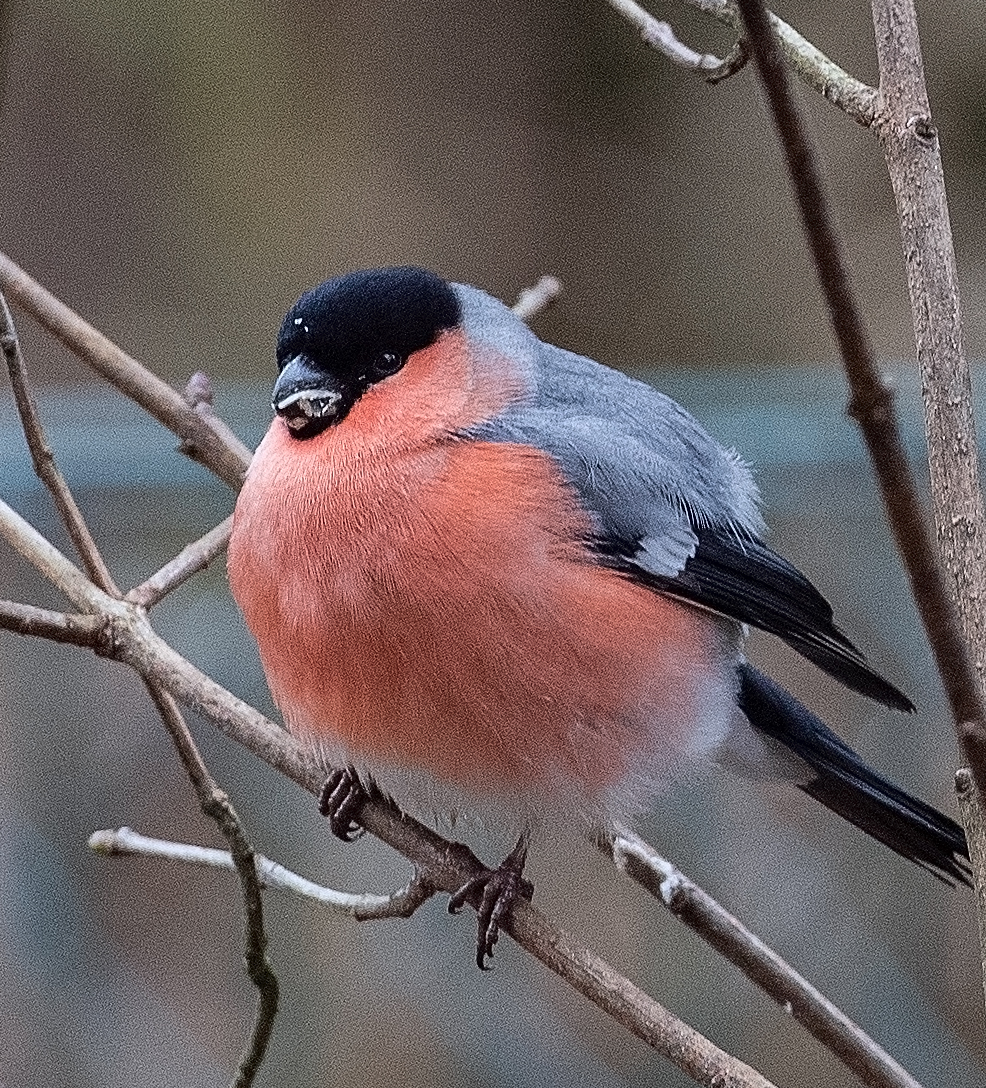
870;0;986;765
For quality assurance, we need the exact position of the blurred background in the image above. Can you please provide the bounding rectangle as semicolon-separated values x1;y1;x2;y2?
2;1;985;1086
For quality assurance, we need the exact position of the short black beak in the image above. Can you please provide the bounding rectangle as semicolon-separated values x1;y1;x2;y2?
272;354;346;438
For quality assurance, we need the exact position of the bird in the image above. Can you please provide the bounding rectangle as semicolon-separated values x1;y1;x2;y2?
227;265;969;967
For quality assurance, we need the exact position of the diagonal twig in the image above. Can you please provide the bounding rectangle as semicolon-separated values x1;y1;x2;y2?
143;684;278;1088
605;826;923;1088
512;274;563;321
605;0;747;81
127;517;233;608
0;252;252;489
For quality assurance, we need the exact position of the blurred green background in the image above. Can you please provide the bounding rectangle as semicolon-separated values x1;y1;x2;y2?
2;1;985;1086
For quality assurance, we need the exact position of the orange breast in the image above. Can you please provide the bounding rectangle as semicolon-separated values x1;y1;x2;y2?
229;418;732;812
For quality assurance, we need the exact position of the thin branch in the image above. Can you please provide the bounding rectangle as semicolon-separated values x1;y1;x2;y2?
703;40;749;85
0;486;276;1085
512;274;563;321
0;252;252;490
184;371;258;463
606;0;877;122
89;827;436;920
0;599;103;647
604;827;923;1088
679;0;878;124
604;0;745;79
142;683;278;1088
506;904;777;1088
732;0;986;799
1;291;120;595
127;517;233;608
89;821;773;1087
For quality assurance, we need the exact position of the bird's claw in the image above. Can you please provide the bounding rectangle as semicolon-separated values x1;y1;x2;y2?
448;837;532;969
318;766;370;842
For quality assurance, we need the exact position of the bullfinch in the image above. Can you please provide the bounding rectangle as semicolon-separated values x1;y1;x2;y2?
228;265;969;966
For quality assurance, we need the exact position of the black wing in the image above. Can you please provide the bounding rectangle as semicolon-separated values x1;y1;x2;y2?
602;527;914;713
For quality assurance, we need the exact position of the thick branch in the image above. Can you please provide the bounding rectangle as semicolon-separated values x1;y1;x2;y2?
0;599;103;646
870;0;986;778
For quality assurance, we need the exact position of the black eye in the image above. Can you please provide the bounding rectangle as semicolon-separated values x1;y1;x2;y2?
372;351;403;377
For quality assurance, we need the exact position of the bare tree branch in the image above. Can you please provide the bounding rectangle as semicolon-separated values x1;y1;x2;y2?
143;683;278;1088
89;827;437;920
127;517;233;608
604;0;746;80
183;371;261;462
869;0;986;783
0;252;252;489
604;0;878;122
605;827;924;1088
512;274;564;321
0;599;103;646
679;0;878;123
956;770;986;1015
0;497;101;608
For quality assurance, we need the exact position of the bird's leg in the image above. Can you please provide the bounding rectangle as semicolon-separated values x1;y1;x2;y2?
448;832;532;969
318;765;377;842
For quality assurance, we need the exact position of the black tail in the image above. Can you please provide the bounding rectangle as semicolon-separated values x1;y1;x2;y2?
736;663;970;886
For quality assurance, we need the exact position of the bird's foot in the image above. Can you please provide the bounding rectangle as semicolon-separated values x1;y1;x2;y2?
318;765;375;842
448;835;532;969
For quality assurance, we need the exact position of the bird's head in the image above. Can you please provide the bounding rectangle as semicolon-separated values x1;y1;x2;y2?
273;266;462;439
